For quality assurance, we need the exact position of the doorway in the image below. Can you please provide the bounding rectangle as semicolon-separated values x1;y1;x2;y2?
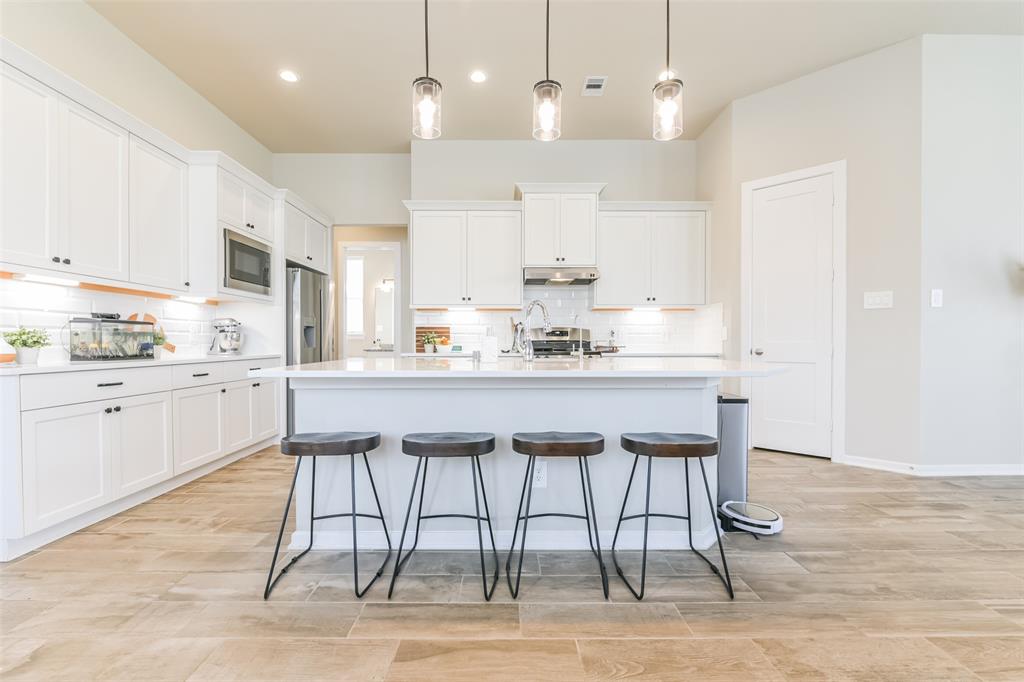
338;242;402;359
740;161;846;459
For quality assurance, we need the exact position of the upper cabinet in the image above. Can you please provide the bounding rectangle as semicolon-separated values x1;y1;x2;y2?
408;203;522;308
218;169;273;243
283;202;329;274
594;206;707;307
518;184;603;267
129;135;189;291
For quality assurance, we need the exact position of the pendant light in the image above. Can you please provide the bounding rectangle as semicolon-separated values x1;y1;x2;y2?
412;0;441;139
532;0;561;141
652;0;683;141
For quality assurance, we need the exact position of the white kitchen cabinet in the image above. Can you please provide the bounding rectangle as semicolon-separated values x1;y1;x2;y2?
252;379;280;442
522;194;560;266
594;209;707;307
112;391;173;498
21;401;113;534
284;202;330;274
411;210;466;306
559;194;598;265
217;168;274;243
222;380;254;453
307;220;329;273
246;188;274;242
0;64;60;271
521;190;599;267
129;135;189;291
172;383;225;474
466;211;522;306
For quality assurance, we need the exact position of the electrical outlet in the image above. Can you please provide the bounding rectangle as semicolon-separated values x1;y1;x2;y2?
532;461;547;488
863;290;894;309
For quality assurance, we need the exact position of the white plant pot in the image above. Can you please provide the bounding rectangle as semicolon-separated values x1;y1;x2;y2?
424;344;437;354
16;347;40;365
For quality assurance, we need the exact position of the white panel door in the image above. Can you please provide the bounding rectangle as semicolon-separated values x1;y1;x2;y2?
173;384;225;474
466;211;522;307
60;100;130;280
21;401;112;533
223;380;254;452
0;65;60;271
751;174;834;457
112;391;173;497
245;188;274;242
559;193;597;265
523;194;560;266
252;379;280;442
411;211;466;306
594;212;651;306
217;170;245;229
129;136;189;291
284;203;308;264
306;220;329;274
651;211;706;305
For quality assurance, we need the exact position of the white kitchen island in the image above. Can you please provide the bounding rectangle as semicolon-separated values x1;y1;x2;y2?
254;356;777;552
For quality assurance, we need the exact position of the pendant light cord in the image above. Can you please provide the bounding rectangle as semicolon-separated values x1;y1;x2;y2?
665;0;670;75
545;0;550;81
424;0;430;77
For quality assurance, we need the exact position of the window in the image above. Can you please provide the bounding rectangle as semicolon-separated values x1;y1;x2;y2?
345;256;364;336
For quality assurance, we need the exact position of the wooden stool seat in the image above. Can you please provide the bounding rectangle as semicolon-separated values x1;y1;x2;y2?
512;431;605;457
280;431;381;457
402;432;496;457
620;432;719;458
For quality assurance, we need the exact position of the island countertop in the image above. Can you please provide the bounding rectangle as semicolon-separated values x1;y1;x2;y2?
253;356;779;379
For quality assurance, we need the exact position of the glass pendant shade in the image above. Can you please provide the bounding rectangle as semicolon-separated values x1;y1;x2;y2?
412;76;442;139
652;78;683;141
532;80;562;142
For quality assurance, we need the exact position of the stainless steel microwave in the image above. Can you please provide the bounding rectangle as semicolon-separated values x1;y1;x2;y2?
224;228;272;296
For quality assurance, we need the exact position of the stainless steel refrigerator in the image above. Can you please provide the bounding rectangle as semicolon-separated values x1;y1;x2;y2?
287;266;328;366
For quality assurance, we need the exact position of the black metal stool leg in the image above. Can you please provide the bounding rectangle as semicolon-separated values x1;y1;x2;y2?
388;457;424;599
613;455;652;600
346;452;393;599
505;455;532;596
611;454;640;554
581;455;609;599
471;454;499;601
506;455;536;599
264;456;307;599
698;456;734;599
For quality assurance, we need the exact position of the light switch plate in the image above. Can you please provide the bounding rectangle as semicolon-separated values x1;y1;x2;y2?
863;290;894;309
930;289;943;308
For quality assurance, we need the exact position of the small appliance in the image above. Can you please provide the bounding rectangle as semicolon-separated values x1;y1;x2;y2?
224;229;272;296
528;327;597;358
66;314;155;362
210;318;244;354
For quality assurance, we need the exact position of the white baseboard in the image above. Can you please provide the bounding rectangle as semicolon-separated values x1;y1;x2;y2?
834;453;1024;477
290;525;722;553
1;437;277;562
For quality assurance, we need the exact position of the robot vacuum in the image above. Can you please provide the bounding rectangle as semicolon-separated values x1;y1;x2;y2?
719;501;784;535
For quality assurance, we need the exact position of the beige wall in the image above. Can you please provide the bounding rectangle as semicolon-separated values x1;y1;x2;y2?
1;0;273;179
410;140;697;201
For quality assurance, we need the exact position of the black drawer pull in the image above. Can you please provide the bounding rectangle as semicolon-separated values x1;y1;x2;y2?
221;388;226;393
113;406;122;412
249;367;261;371
97;382;123;388
252;382;261;387
192;372;210;378
104;407;113;414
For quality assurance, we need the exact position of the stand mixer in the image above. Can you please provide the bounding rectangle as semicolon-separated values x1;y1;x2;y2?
210;318;243;354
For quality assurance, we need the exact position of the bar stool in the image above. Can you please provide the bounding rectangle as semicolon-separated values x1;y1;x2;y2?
612;432;734;600
388;432;500;601
506;431;609;599
264;431;391;600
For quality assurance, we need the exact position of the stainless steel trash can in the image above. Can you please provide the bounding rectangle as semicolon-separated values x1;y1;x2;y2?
717;393;749;505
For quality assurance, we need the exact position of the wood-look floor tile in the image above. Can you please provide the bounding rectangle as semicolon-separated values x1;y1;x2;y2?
745;571;1023;602
577;638;784;681
285;550;393;574
180;602;363;638
678;602;860;638
984;601;1024;627
188;638;397;681
47;531;271;552
667;550;808;576
0;571;184;601
162;571;319;602
951;531;1024;550
753;636;978;681
404;550;537;576
385;639;584;682
468;574;611;603
842;600;1024;637
607;575;759;603
929;636;1024;681
0;601;58;635
311;573;462;603
520;603;691;638
785;549;939;573
7;601;150;637
537;551;673;576
138;550;276;573
103;516;234;534
350;603;520;639
1;549;164;573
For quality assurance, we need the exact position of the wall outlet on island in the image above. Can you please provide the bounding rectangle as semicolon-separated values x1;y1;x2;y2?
532;461;548;488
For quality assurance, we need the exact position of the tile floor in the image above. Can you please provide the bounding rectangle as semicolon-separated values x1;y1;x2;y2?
2;448;1022;680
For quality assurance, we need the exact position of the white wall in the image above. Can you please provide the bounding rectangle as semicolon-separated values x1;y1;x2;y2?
0;0;273;180
273;154;411;225
919;35;1024;472
411;140;697;201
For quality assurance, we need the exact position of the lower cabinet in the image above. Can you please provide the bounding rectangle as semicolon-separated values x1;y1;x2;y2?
253;379;280;442
223;380;254;453
112;392;173;498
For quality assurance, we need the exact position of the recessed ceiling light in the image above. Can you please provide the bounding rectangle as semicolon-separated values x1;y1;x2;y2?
469;70;487;83
658;70;675;82
278;69;300;83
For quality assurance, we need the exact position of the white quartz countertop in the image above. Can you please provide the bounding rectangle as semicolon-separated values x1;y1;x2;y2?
0;352;281;377
400;352;723;359
253;356;779;379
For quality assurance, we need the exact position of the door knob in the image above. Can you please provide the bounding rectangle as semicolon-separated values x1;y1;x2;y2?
752;348;765;356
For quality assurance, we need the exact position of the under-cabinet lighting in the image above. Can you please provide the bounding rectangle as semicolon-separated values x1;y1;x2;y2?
177;296;207;304
446;306;476;312
14;273;80;287
632;307;662;312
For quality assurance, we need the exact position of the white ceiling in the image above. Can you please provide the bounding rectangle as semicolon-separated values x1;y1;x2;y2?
88;0;1023;153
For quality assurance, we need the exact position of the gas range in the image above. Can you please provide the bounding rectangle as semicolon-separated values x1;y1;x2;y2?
529;327;599;358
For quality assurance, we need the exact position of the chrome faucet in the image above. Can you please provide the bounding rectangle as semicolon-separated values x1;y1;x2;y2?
521;299;552;362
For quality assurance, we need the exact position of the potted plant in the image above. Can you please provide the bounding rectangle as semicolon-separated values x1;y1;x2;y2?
3;327;49;365
152;327;167;359
421;332;439;354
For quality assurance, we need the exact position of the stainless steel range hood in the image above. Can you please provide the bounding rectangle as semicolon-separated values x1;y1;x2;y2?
523;267;600;286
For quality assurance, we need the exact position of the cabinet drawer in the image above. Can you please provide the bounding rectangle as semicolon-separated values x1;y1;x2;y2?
223;357;281;383
21;366;173;411
171;363;230;389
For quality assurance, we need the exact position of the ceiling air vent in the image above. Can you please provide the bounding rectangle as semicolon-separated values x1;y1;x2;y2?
580;76;607;97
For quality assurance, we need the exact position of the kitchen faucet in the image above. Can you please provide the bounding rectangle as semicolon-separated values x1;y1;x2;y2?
520;299;552;362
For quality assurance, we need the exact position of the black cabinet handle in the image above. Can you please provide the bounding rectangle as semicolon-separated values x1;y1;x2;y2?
62;258;71;265
113;406;121;413
220;388;226;393
97;381;123;388
104;407;113;414
249;367;261;371
192;372;209;378
184;281;190;287
252;382;260;387
52;256;60;263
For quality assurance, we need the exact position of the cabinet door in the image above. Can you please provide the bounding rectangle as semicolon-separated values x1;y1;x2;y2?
129;136;189;291
594;212;651;307
559;193;597;266
306;220;329;274
0;65;61;271
411;211;466;306
522;194;560;266
252;379;280;442
284;203;308;264
651;211;706;305
112;391;173;498
60;100;130;281
466;211;522;307
172;384;224;474
245;188;274;242
217;169;245;229
21;401;112;533
223;380;254;453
